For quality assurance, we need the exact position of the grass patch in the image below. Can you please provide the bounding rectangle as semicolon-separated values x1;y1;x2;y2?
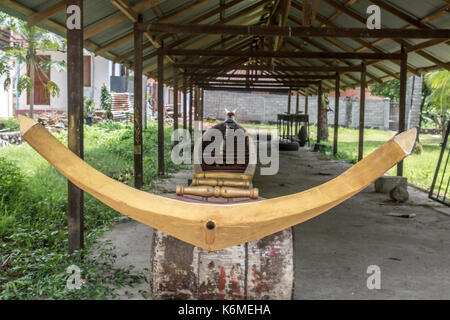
306;126;444;192
0;118;19;132
0;121;180;299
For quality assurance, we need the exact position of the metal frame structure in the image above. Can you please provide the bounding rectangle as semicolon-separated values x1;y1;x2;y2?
429;121;450;206
2;0;448;251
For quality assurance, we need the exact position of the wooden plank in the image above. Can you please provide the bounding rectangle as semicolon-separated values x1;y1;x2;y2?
202;86;295;93
189;73;337;80
303;0;312;26
177;64;364;72
358;63;366;162
368;0;429;29
84;0;165;40
163;48;404;60
397;47;408;176
0;0;117;60
110;0;137;22
66;0;84;253
113;0;253;64
333;73;340;155
196;80;321;86
95;33;133;56
158;48;165;175
139;22;450;39
28;0;66;27
199;83;317;90
134;16;144;189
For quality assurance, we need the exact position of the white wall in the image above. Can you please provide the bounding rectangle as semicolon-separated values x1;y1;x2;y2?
18;50;111;112
84;53;111;106
0;74;13;118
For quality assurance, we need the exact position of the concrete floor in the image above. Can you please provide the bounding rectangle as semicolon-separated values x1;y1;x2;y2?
93;147;450;300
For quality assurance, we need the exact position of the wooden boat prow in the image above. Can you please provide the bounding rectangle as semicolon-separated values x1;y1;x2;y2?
18;115;416;251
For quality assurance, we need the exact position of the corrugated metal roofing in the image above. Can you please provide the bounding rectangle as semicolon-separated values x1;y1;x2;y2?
0;0;448;90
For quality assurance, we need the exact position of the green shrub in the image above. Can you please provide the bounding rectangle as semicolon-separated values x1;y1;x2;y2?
0;122;180;299
0;157;24;205
0;157;24;238
0;118;19;131
100;84;113;120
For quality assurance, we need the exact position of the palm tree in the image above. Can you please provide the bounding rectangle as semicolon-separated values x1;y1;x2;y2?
426;70;450;138
0;13;65;118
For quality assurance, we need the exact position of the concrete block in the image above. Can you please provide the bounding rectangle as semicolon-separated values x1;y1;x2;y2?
375;176;408;193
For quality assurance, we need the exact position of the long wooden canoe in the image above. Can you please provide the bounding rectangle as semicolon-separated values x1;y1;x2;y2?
18;115;416;251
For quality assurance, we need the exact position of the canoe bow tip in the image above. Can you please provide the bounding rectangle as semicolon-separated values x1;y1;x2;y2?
393;128;417;155
18;115;38;136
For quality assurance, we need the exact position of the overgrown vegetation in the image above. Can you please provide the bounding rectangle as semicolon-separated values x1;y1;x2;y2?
0;118;19;131
307;126;443;191
100;84;113;120
0;121;180;299
370;71;450;133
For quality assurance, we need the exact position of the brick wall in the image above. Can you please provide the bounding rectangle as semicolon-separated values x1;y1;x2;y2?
204;90;392;129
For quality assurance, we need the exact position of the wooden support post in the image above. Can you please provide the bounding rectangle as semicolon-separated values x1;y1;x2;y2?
397;46;408;176
189;80;193;136
194;85;199;121
157;47;165;175
287;89;292;114
173;67;178;147
333;73;340;155
134;15;144;189
201;88;204;122
305;88;309;115
295;91;300;134
305;88;309;145
183;73;187;130
67;0;84;253
317;82;322;144
358;63;366;162
303;0;312;26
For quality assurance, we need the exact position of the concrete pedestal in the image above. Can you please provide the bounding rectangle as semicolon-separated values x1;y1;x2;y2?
375;176;408;193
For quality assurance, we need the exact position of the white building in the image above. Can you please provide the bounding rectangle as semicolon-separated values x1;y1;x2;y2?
16;50;109;114
1;49;147;117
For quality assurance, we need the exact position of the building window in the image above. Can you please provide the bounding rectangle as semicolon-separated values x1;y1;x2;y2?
83;56;91;87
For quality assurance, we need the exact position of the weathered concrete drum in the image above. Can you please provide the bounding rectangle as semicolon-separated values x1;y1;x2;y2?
150;227;294;300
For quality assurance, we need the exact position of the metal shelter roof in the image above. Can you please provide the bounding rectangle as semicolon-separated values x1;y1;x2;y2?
0;0;449;91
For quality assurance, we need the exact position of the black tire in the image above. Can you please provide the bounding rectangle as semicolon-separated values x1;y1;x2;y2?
279;141;299;151
297;126;308;147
